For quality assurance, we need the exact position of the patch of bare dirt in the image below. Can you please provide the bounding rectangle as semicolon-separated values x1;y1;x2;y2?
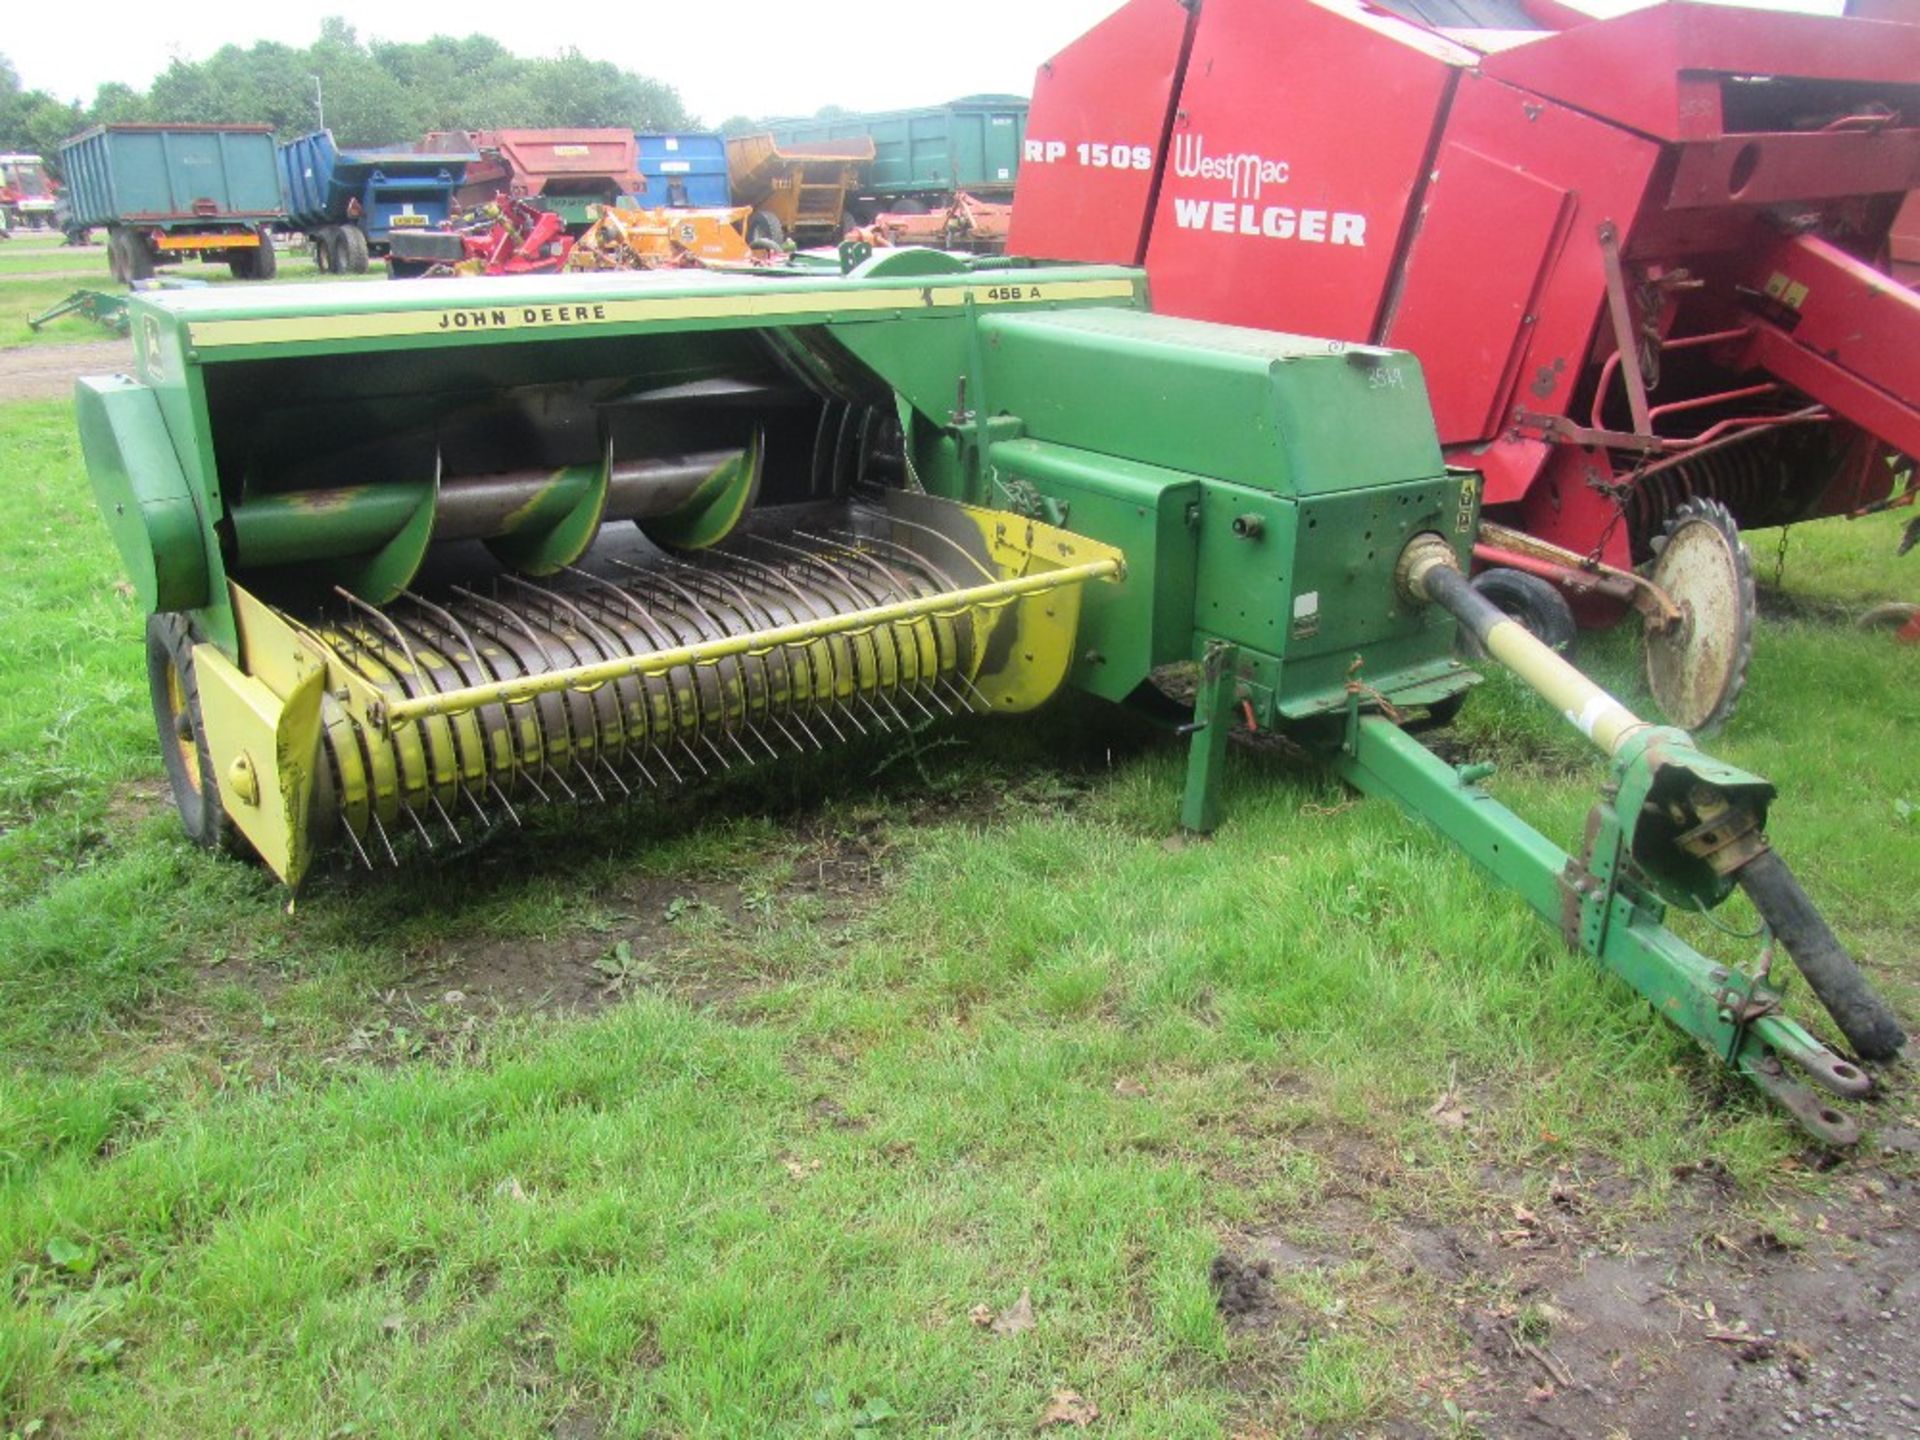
1210;1119;1920;1438
0;338;133;401
1453;1169;1920;1440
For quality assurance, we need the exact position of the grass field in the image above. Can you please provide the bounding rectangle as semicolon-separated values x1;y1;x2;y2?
0;232;364;347
0;390;1915;1436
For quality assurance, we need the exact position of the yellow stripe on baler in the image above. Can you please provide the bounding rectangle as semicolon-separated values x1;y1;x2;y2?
183;278;1141;349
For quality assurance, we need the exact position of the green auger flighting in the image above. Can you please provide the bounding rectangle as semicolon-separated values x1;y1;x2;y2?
72;250;1903;1141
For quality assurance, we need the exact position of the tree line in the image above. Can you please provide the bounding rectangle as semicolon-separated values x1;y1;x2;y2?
0;20;691;172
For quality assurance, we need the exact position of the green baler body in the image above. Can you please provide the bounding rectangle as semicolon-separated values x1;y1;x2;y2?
72;255;1890;1146
78;259;1472;720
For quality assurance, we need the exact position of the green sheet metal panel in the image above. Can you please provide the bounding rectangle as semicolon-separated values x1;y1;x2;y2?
985;438;1200;701
977;308;1445;496
1190;473;1476;719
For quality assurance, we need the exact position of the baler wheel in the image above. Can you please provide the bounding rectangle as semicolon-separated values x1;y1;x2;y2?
1458;568;1576;661
145;614;241;855
1644;498;1753;735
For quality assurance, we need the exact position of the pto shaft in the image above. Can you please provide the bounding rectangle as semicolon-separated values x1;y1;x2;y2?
1399;534;1645;756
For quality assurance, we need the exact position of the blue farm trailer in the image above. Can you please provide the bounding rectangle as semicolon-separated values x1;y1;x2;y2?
635;133;730;208
277;130;475;274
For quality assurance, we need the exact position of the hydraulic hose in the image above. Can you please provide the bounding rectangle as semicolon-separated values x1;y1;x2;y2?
1736;849;1906;1061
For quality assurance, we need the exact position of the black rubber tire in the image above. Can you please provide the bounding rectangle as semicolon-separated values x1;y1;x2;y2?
746;208;785;250
250;229;277;280
312;227;337;274
339;225;370;274
145;613;239;855
115;229;154;284
888;195;933;216
840;209;862;238
107;228;128;284
1738;848;1906;1061
325;228;352;275
1460;568;1578;661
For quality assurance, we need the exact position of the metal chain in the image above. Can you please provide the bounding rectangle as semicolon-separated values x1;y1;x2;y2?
1772;523;1792;592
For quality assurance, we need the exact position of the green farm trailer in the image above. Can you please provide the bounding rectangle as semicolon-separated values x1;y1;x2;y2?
769;95;1027;219
72;252;1904;1147
59;124;285;284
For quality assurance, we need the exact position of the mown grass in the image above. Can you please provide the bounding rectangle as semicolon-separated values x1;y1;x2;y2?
0;241;108;279
1;390;1915;1436
0;242;370;348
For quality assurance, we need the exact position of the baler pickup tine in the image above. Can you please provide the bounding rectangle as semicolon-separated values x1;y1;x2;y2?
429;794;463;846
649;744;686;787
488;781;523;827
596;754;633;798
369;813;400;868
745;721;781;762
342;821;375;871
403;803;438;850
574;763;608;803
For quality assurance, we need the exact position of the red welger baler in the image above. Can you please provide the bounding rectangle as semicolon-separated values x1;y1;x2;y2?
1011;0;1920;729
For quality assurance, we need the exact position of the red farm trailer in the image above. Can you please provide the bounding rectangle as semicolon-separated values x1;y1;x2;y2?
423;129;642;232
1011;0;1920;730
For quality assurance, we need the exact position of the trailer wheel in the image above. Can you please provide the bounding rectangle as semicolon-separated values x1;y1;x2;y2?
125;232;155;282
888;196;932;216
250;229;278;280
1458;568;1578;661
312;227;337;273
111;229;154;284
746;209;786;250
146;613;242;856
339;225;370;274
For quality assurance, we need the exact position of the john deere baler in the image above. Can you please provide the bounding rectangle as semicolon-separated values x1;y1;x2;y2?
76;251;1902;1142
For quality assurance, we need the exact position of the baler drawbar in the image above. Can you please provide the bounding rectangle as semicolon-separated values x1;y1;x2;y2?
75;253;1904;1142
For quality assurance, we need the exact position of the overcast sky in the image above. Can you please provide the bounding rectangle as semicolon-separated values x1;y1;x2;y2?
5;0;1846;127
